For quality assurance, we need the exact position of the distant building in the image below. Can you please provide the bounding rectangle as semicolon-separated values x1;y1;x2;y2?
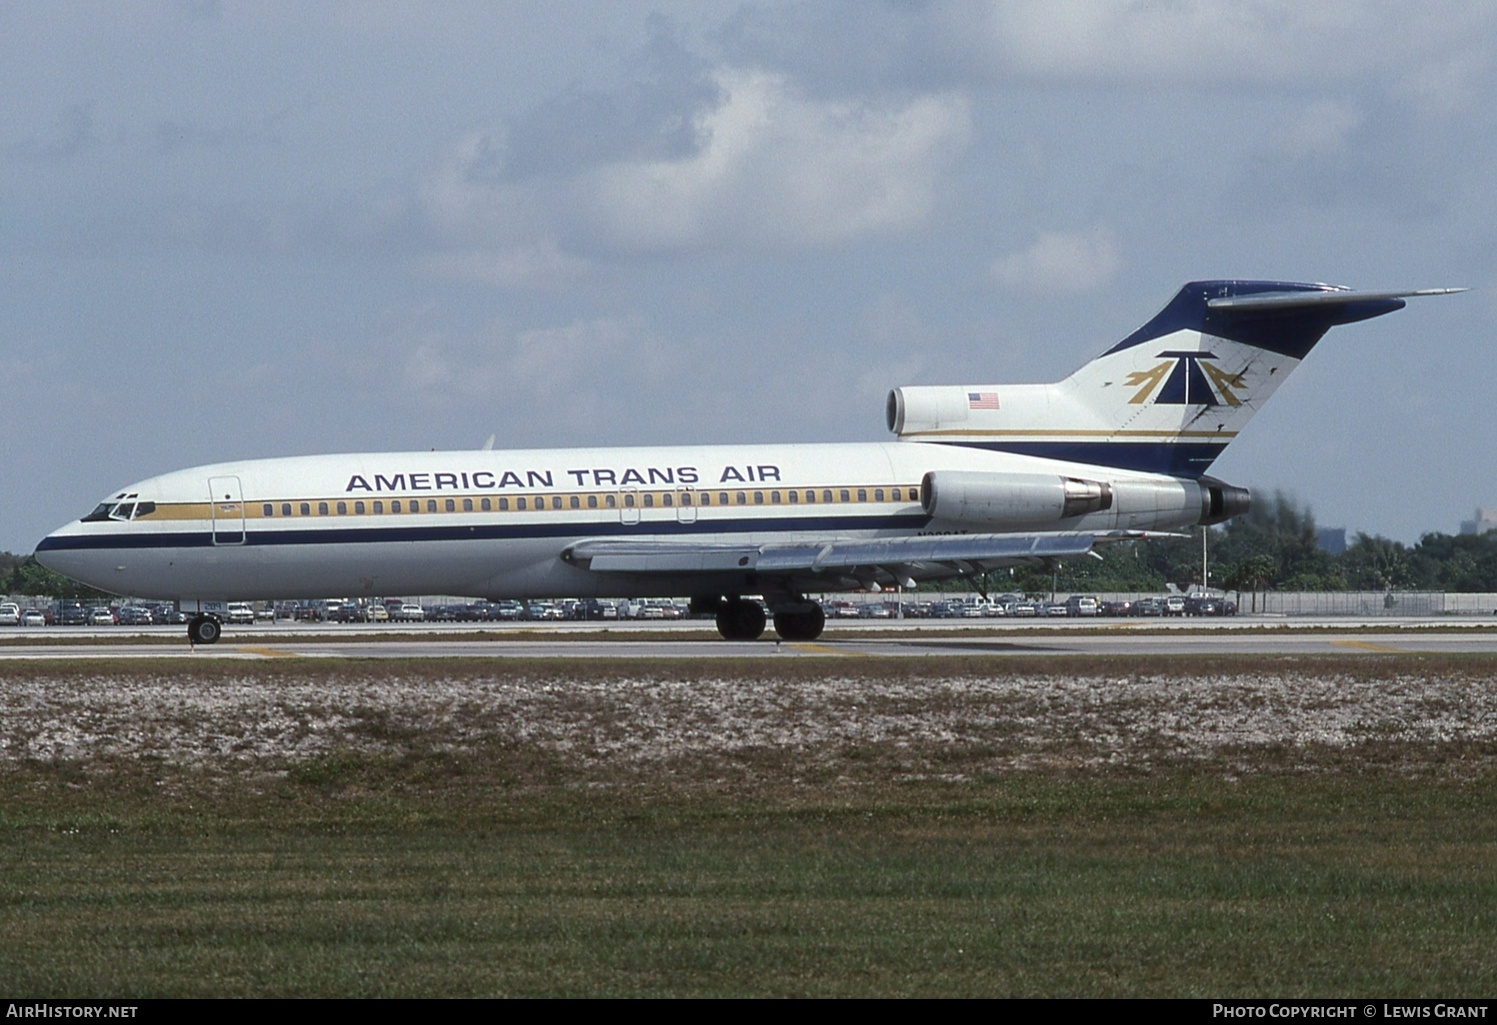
1460;508;1497;535
1317;528;1346;555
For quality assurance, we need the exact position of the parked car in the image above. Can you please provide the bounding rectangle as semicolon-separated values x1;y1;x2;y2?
0;603;20;626
1184;595;1219;616
226;602;256;625
1185;595;1238;616
148;603;186;624
580;599;619;620
293;601;325;622
1132;597;1164;616
636;599;681;620
1064;595;1099;617
87;606;116;625
489;601;523;620
21;608;48;627
53;601;88;626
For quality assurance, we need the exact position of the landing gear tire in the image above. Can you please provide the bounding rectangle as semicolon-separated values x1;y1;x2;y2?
188;614;221;646
773;604;826;642
715;598;767;641
689;595;725;617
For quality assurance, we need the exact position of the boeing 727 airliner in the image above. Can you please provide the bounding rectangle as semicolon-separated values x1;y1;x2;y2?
37;280;1459;644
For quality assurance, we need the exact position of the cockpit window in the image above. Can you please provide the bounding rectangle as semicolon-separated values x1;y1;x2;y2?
81;495;154;522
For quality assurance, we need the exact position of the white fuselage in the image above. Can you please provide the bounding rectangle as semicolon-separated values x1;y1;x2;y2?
37;440;1203;602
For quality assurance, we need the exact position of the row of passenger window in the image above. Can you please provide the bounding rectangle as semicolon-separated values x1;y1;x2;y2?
258;486;916;518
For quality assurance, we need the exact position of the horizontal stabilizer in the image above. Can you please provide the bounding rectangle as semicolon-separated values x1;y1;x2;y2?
1206;287;1465;312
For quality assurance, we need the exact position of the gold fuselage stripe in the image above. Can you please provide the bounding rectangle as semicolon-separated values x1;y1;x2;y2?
900;428;1239;439
122;482;924;524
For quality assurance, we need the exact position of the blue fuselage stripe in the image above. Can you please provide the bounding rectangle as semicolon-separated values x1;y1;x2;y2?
37;513;934;552
936;440;1225;477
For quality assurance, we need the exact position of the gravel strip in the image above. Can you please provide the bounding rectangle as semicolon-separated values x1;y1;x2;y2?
4;662;1495;782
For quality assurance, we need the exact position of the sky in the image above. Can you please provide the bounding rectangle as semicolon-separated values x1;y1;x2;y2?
3;0;1494;553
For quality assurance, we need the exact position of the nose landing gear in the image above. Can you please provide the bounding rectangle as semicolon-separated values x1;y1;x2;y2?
188;614;221;646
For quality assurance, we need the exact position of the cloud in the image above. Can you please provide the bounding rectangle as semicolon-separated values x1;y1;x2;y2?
1274;99;1365;160
720;0;1496;108
417;241;590;291
586;69;971;250
990;229;1121;294
7;103;96;163
983;0;1496;93
397;314;676;423
417;67;971;273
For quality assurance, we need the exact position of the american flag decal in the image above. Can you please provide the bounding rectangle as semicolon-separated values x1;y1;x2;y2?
967;391;1000;410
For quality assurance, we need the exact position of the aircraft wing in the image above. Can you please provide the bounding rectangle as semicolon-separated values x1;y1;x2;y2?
562;530;1158;585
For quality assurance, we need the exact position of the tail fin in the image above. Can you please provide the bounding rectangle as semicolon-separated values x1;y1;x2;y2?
888;280;1460;477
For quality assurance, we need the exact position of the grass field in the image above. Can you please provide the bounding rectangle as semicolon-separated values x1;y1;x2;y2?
3;655;1495;996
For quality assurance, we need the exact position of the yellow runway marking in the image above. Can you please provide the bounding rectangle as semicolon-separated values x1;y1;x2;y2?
234;646;301;659
1331;639;1406;653
788;642;866;656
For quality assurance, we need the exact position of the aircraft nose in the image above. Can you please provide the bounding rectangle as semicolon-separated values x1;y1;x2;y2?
34;527;67;571
34;521;100;585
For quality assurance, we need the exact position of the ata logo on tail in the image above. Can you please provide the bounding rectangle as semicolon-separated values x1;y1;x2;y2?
1125;351;1247;407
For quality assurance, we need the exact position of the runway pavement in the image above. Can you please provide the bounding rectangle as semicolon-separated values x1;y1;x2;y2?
4;616;1497;659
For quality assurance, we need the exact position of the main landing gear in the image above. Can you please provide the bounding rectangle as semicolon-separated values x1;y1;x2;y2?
188;614;221;646
771;601;825;642
714;596;766;641
698;595;827;642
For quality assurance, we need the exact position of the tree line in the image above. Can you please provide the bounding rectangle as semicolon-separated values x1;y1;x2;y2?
1;553;110;600
1007;493;1497;598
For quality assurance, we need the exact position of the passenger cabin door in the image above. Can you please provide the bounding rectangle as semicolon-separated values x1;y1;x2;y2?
676;487;698;524
619;488;640;526
208;475;246;545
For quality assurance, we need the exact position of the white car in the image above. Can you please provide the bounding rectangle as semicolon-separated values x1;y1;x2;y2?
0;603;20;626
395;603;425;622
226;602;256;624
21;608;47;626
638;599;681;620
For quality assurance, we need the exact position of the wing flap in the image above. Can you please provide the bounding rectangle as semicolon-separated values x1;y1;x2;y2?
570;542;759;573
563;531;1155;577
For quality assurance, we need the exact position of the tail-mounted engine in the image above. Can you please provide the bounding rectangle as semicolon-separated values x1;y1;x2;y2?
920;470;1251;530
